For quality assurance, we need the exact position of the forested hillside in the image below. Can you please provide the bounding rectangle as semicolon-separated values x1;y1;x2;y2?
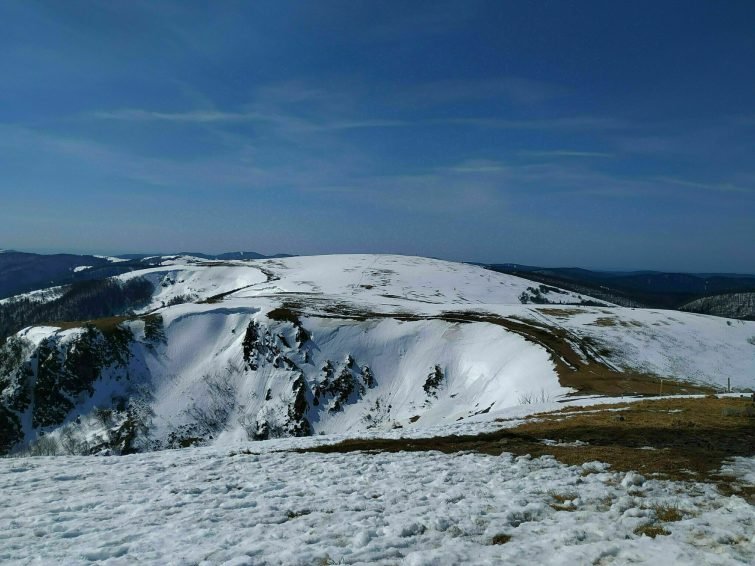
681;292;755;320
0;278;154;341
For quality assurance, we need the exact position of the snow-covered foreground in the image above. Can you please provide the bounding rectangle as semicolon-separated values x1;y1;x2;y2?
1;441;753;565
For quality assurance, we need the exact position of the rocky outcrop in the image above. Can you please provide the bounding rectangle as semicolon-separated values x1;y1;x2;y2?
0;323;135;454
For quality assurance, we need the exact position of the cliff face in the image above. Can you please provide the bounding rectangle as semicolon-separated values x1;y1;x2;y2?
0;308;560;455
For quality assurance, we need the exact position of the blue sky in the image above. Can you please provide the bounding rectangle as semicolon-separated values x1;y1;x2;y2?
1;1;753;271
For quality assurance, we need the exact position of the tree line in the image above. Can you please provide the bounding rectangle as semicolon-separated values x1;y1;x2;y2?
0;277;154;342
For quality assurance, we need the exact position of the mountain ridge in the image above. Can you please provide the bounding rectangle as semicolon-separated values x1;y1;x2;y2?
1;254;752;456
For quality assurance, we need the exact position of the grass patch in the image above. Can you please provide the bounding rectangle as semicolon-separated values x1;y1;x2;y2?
550;503;576;512
548;490;578;511
651;503;684;522
302;397;755;492
591;317;618;327
634;524;670;538
535;307;583;318
438;311;715;397
715;482;755;501
508;397;755;483
490;533;512;545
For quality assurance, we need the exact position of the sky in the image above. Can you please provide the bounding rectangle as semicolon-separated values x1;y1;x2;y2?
0;1;754;272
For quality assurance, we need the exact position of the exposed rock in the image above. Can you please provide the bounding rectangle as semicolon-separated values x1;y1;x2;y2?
423;365;444;398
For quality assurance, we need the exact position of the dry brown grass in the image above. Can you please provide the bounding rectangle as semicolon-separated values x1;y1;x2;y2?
303;397;755;497
548;490;578;511
535;307;583;318
508;397;755;481
716;481;755;502
590;317;618;327
651;503;684;522
439;311;715;397
634;524;670;538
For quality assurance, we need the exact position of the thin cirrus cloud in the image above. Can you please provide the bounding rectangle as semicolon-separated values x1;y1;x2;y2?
0;123;290;191
90;108;408;132
423;116;626;131
518;150;614;159
91;109;270;123
447;160;508;173
655;177;753;195
91;106;624;134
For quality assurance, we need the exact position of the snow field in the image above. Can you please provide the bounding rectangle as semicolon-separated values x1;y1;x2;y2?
140;308;565;442
0;445;752;565
0;286;68;306
473;304;755;391
117;264;268;312
534;307;755;390
231;254;593;307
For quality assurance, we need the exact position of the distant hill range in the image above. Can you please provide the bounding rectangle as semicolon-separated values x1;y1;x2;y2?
2;251;752;321
486;264;755;320
0;250;292;300
116;251;293;261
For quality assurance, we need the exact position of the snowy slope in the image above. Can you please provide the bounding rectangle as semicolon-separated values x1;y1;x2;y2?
529;306;755;390
117;263;268;311
232;254;597;306
1;254;754;456
1;441;752;565
112;254;596;312
141;310;562;444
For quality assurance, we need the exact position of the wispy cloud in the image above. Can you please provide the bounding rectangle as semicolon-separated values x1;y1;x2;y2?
306;172;507;214
435;159;689;200
92;105;623;135
447;159;507;173
321;119;408;130
92;109;270;123
655;177;753;194
518;150;614;158
91;108;408;132
426;115;626;131
0;124;305;190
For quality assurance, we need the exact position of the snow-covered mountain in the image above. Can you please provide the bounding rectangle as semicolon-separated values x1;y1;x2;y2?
1;254;753;455
0;249;290;301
